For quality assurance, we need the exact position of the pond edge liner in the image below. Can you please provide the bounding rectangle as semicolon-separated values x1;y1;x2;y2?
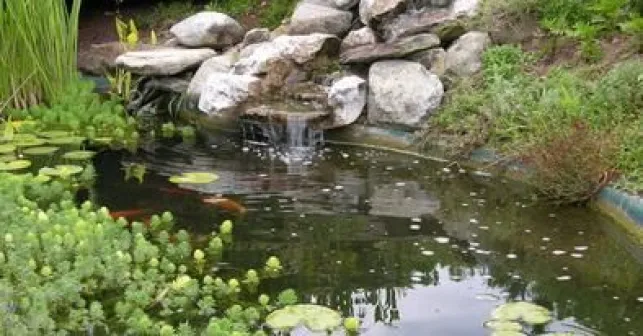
324;124;643;237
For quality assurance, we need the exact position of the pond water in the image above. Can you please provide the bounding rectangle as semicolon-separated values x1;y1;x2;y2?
92;136;643;336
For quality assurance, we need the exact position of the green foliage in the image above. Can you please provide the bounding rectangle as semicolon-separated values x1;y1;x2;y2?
0;172;303;334
420;46;643;198
207;0;297;29
479;0;642;59
0;0;81;109
207;0;259;19
259;0;298;29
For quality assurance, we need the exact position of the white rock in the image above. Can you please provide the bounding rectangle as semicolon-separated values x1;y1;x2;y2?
359;0;406;27
367;60;443;127
115;48;216;76
288;2;353;36
170;12;244;48
327;76;367;128
446;31;491;76
198;73;260;115
242;28;271;47
340;27;377;52
187;55;235;99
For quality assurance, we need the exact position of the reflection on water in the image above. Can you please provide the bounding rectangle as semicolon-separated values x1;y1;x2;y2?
93;136;643;336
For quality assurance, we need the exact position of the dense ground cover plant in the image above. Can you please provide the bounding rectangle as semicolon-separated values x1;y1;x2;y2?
0;0;81;109
0;172;302;334
419;45;643;201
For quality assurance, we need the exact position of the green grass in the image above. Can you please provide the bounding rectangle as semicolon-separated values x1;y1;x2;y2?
419;45;643;200
207;0;298;29
0;0;81;111
206;0;259;19
135;1;200;31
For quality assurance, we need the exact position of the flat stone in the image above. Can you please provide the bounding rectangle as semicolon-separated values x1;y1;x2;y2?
359;0;407;27
340;27;378;52
170;11;245;48
288;3;353;36
340;33;439;64
242;101;330;125
115;48;217;76
304;0;359;10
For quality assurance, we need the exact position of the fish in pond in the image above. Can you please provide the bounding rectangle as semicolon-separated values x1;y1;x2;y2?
202;197;247;214
109;209;150;220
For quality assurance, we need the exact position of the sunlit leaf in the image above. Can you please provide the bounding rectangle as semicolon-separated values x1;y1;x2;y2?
63;150;96;160
491;302;552;325
47;136;85;145
265;304;342;332
169;172;218;184
39;164;84;178
0;144;16;154
0;160;32;171
23;146;59;155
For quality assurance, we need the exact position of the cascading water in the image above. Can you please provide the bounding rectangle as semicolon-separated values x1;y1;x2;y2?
239;113;324;171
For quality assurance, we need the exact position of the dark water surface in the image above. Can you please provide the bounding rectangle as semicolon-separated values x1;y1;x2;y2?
93;137;643;336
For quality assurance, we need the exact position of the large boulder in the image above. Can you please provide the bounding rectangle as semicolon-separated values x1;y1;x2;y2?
234;34;340;75
445;31;491;76
288;3;353;36
380;0;480;42
340;27;378;52
340;33;439;64
327;76;367;128
304;0;359;10
367;60;443;127
187;54;235;99
359;0;407;28
114;48;217;76
170;12;244;49
198;73;261;115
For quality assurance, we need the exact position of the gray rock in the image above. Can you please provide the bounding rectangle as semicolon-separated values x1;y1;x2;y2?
288;3;353;36
304;0;359;10
234;34;340;75
198;73;261;115
408;47;446;76
242;28;271;47
445;31;491;76
187;55;235;99
170;12;244;48
367;60;443;127
243;102;330;125
359;0;407;27
340;33;439;64
327;76;367;128
115;48;217;76
340;27;377;52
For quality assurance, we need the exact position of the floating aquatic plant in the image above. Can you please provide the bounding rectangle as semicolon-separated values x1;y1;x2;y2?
39;164;84;178
0;159;31;171
169;172;218;184
0;154;16;162
62;150;96;160
11;138;46;147
486;301;552;334
123;162;147;184
46;136;85;145
38;130;70;138
265;304;342;332
0;144;16;153
23;146;59;155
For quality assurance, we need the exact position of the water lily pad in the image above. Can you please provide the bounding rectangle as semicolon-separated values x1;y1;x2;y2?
491;331;527;336
34;174;52;183
12;138;46;147
0;160;32;171
265;304;342;332
91;137;113;144
47;136;85;145
484;320;522;332
169;172;218;184
39;164;83;177
0;154;16;162
11;134;38;141
0;144;16;154
491;302;552;325
23;146;59;155
63;150;96;160
38;130;70;138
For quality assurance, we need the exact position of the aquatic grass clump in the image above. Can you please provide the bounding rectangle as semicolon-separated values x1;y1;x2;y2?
0;0;81;109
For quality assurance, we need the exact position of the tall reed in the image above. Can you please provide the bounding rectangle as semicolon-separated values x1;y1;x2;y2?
0;0;81;111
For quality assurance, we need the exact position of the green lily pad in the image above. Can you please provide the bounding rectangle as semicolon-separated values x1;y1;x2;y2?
63;150;96;160
39;164;83;177
491;302;552;325
169;172;218;184
0;144;16;154
91;137;113;144
484;320;523;332
38;130;70;138
265;304;342;332
0;160;32;171
0;154;16;162
23;146;60;155
11;134;38;141
12;138;46;147
34;174;52;183
47;136;85;145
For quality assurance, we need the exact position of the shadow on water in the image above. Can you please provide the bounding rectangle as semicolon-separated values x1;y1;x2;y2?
92;135;643;336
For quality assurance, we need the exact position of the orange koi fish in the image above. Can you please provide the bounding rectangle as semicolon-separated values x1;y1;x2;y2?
202;197;247;214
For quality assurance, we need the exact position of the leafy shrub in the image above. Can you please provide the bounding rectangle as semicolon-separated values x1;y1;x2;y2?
135;1;200;30
0;172;297;334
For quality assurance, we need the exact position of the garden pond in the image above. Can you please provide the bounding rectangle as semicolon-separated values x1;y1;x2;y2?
81;133;643;336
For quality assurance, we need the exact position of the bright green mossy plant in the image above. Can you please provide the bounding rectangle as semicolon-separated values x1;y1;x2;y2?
0;172;333;334
0;0;81;109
